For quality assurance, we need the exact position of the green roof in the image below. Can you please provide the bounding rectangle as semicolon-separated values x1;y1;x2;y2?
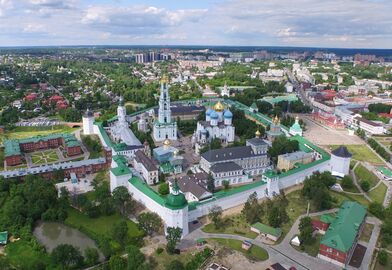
261;94;298;105
128;176;187;210
290;122;302;133
110;155;131;176
0;231;8;244
251;222;282;237
166;192;187;208
320;201;367;252
320;214;335;224
4;133;80;157
378;166;392;178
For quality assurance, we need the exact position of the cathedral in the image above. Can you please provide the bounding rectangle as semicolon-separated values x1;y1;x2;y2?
193;101;235;153
153;76;177;142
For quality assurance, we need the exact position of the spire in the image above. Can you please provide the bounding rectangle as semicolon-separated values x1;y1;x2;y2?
119;96;124;106
172;179;180;194
160;74;169;84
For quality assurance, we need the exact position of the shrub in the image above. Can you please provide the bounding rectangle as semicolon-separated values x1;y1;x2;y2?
158;183;169;195
360;180;370;192
378;250;388;266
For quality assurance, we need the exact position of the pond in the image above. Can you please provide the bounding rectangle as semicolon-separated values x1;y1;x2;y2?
33;221;104;260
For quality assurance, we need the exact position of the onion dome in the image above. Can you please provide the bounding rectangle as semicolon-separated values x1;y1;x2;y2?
206;107;213;116
160;74;169;83
255;130;261;137
163;139;171;146
224;109;233;119
210;110;219;119
213;101;225;112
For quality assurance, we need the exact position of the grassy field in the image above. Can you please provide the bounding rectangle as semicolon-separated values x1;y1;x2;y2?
202;214;258;239
208;238;269;261
330;190;370;207
31;149;60;165
5;240;55;270
0;125;78;143
149;247;195;270
292;234;322;257
354;164;380;189
369;183;388;204
65;207;143;244
330;144;383;164
359;223;374;243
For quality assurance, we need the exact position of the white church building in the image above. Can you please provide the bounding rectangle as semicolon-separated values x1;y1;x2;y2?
193;101;235;153
153;76;178;142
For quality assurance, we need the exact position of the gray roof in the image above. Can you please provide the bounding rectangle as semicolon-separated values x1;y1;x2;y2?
210;161;243;173
135;150;158;171
201;146;265;163
331;146;352;158
0;157;107;179
246;138;268;146
173;172;212;200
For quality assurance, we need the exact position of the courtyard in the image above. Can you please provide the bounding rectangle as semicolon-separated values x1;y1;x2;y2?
29;149;60;165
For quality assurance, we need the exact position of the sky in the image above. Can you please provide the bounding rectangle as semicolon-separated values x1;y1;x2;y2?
0;0;391;48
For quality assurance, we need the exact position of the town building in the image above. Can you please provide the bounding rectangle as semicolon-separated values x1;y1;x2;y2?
153;76;178;141
250;222;282;242
193;101;235;153
133;150;159;185
330;146;352;177
312;214;335;234
353;117;384;135
210;161;250;187
200;136;270;176
169;172;212;202
318;201;367;267
277;151;313;171
4;133;83;167
153;139;184;174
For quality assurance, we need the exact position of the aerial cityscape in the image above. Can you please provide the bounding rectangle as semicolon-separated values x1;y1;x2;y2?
0;1;391;270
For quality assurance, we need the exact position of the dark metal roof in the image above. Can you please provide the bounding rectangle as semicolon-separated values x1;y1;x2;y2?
331;146;352;158
246;138;268;146
201;146;266;163
135;150;158;171
173;172;212;200
210;161;243;173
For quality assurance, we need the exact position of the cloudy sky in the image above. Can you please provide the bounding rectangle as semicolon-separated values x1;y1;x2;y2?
0;0;391;48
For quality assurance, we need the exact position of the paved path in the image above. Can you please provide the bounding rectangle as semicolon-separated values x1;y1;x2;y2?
351;161;373;202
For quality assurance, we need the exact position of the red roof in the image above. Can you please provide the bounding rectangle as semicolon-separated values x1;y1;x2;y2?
379;113;392;119
49;95;64;102
56;100;68;109
25;93;37;101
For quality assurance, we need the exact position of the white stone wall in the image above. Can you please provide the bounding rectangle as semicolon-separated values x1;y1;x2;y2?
330;155;350;177
82;117;94;135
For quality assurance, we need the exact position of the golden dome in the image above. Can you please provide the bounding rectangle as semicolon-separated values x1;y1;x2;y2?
213;101;225;112
160;74;169;84
163;139;171;146
255;130;261;137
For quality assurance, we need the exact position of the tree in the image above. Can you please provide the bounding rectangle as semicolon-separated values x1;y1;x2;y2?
208;205;223;229
158;182;170;195
51;244;83;270
378;249;388;266
109;255;127;270
360;180;370;192
166;260;184;270
111;220;128;247
268;206;288;227
222;180;230;190
166;227;182;254
84;247;99;266
267;135;299;164
369;202;385;219
302;172;336;210
341;175;354;190
137;212;162;236
127;245;146;270
299;217;313;244
207;173;215;193
112;186;133;216
242;192;263;224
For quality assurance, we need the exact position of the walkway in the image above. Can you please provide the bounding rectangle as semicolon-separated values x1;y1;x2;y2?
350;161;373;202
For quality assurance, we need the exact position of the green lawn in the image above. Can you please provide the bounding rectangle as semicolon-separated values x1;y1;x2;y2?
5;240;55;270
292;234;322;257
0;125;78;143
369;183;388;204
65;207;143;244
330;144;383;164
31;149;60;165
149;247;195;270
330;190;370;207
354;164;380;189
202;214;258;239
208;238;269;261
359;223;374;243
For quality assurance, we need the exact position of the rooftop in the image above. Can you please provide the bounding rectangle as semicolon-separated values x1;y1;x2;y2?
320;201;366;252
251;222;282;237
201;145;265;163
331;145;352;158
